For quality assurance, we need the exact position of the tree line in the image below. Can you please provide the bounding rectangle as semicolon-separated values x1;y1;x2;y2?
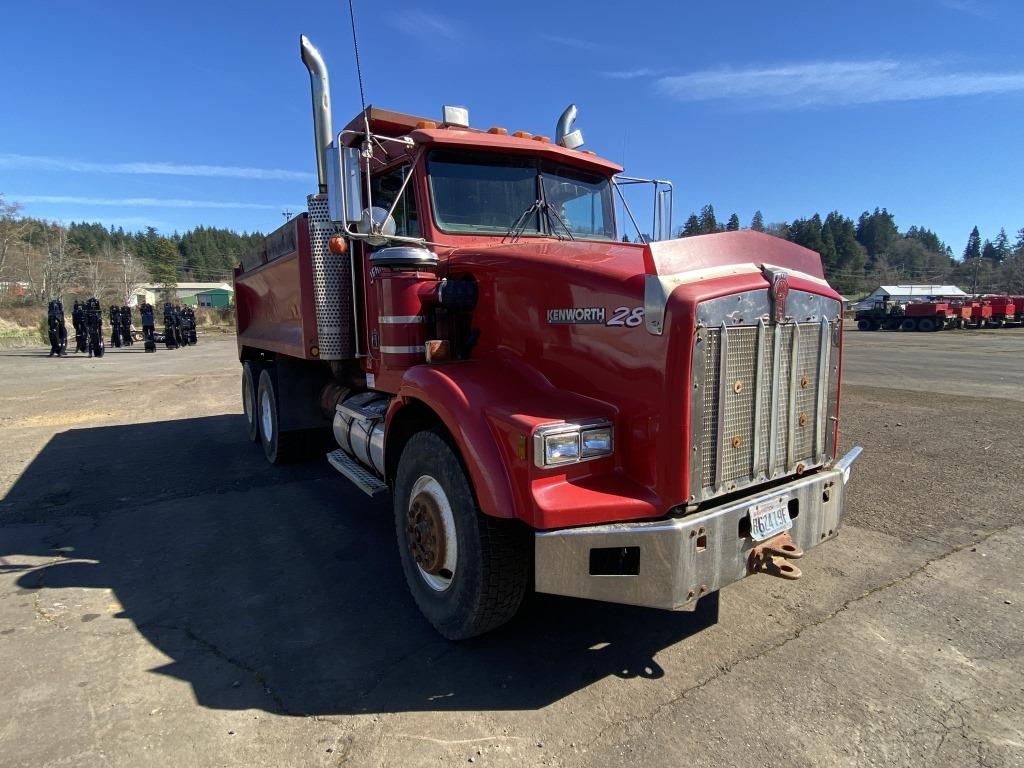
675;204;1024;296
0;193;262;307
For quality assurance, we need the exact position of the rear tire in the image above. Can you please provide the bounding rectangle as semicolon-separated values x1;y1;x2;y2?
242;362;260;443
257;369;301;464
918;318;935;332
901;319;918;331
394;431;530;640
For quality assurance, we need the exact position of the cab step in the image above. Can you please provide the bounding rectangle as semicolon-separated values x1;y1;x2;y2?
326;449;388;497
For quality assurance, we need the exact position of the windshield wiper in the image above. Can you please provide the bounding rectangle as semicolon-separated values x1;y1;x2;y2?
542;202;575;242
505;199;542;242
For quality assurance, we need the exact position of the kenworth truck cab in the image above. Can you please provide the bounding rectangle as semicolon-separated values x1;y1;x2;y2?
233;36;862;639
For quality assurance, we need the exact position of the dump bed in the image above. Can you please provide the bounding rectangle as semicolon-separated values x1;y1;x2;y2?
234;216;319;360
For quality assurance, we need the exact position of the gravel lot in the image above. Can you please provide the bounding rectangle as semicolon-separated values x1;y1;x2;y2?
1;330;1022;767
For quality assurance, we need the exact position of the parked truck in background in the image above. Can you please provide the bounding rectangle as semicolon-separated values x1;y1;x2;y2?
233;36;862;639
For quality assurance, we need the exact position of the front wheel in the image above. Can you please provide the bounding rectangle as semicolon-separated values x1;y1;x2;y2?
394;431;530;640
856;319;871;331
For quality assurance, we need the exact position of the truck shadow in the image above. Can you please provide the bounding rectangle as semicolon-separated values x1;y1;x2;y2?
1;415;718;715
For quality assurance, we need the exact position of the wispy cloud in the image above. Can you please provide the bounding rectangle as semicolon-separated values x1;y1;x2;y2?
654;59;1024;108
389;10;460;39
603;67;662;80
0;153;310;182
539;33;604;51
936;0;991;17
12;195;286;210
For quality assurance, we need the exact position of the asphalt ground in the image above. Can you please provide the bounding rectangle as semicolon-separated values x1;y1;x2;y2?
1;329;1022;767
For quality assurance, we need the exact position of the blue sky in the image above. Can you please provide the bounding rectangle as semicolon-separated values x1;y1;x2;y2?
2;0;1022;255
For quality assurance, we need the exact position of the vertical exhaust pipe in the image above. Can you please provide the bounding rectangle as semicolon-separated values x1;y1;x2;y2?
300;35;334;193
555;104;584;150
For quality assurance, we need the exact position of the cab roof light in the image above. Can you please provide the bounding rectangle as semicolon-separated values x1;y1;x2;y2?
513;130;533;139
442;105;470;128
416;120;438;129
532;135;552;143
487;126;508;135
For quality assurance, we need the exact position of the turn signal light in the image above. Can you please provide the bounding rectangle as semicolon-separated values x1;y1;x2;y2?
328;236;348;254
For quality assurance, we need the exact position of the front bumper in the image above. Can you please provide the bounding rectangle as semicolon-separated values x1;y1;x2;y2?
534;446;862;610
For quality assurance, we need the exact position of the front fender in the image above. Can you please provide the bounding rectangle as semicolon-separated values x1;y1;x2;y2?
393;359;618;526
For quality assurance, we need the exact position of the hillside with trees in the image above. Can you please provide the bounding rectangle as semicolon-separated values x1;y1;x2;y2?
0;193;262;308
676;203;1024;296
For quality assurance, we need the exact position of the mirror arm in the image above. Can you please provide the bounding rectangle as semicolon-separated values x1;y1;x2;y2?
612;179;647;244
383;147;425;229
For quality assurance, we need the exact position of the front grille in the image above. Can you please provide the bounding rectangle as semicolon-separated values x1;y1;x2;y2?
697;319;833;498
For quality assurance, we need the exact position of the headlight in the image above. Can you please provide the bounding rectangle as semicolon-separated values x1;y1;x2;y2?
534;420;613;468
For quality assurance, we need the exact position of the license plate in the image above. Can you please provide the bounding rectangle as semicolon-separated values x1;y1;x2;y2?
748;496;792;541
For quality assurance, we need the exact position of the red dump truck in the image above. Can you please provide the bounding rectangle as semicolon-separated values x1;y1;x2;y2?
233;36;861;638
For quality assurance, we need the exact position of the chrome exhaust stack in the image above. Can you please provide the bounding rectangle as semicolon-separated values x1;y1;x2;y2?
555;104;584;150
300;35;334;193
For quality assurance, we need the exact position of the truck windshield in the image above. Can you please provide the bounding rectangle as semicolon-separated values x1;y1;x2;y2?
427;150;615;240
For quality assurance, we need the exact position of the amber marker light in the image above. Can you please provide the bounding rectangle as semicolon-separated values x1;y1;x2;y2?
487;126;508;135
533;135;552;143
513;131;533;139
310;344;320;357
416;120;438;129
328;236;348;254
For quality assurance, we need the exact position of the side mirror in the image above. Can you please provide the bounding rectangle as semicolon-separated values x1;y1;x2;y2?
357;206;397;246
326;143;363;224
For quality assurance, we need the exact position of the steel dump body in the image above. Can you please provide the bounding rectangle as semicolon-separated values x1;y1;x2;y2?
235;216;320;361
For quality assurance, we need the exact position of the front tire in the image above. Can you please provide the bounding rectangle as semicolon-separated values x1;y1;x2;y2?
394;431;530;640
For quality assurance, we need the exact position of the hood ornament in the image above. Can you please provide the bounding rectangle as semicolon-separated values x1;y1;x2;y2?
763;267;790;323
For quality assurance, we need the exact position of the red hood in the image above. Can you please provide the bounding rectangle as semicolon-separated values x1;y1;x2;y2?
447;239;645;282
446;230;827;283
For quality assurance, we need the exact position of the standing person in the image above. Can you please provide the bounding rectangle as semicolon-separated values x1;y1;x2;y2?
109;305;123;348
72;301;88;353
174;305;186;347
184;306;198;345
47;300;68;357
85;297;104;358
163;303;178;349
120;306;134;346
140;302;156;353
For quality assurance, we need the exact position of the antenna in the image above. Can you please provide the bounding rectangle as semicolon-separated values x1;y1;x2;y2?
282;209;293;221
346;0;371;137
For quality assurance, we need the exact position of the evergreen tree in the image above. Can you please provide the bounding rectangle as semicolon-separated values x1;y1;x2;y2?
855;208;899;262
1014;227;1024;253
993;228;1011;264
698;204;718;234
981;239;998;264
750;210;765;232
681;214;702;237
726;213;740;231
963;226;982;261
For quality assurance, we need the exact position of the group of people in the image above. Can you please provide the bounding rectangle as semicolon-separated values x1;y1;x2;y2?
163;303;197;349
47;298;105;358
46;299;199;357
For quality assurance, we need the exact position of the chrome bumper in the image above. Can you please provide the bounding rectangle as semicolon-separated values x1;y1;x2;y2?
534;446;862;611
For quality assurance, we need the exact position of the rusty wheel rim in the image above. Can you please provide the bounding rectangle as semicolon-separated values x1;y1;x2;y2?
406;475;457;592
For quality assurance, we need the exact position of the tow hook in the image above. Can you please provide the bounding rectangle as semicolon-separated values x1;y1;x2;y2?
749;532;804;580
